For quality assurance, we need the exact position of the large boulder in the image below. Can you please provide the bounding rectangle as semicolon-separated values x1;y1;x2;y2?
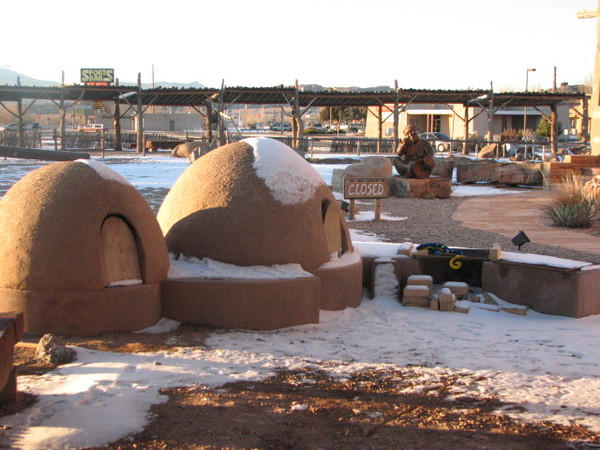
496;162;543;186
172;141;203;158
477;143;500;159
455;158;499;183
343;156;392;179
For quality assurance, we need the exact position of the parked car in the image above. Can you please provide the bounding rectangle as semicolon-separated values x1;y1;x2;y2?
0;123;41;131
419;132;459;152
0;123;18;131
270;123;291;132
78;124;104;133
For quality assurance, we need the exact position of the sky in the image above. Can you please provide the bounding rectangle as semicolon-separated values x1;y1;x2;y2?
0;143;599;447
2;0;598;91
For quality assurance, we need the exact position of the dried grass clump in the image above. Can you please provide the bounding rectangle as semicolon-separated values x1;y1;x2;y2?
542;175;599;228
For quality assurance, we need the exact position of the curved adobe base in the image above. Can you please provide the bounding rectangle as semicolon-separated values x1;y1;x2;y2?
0;284;161;337
161;276;321;330
310;257;363;310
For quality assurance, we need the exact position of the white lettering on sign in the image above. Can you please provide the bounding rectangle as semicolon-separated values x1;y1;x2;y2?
81;68;115;84
344;179;389;199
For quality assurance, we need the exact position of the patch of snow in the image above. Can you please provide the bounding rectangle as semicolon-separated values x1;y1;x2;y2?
108;279;142;287
76;159;132;186
452;185;526;197
135;317;181;334
167;254;313;280
352;210;407;221
246;137;325;205
500;251;592;270
319;251;362;269
354;241;401;258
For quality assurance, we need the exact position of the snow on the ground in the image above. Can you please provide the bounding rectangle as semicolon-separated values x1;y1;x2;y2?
0;152;598;448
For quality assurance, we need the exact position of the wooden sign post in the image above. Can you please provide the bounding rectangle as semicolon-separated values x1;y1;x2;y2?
343;178;390;221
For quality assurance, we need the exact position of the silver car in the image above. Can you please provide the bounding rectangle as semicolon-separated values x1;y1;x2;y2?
419;132;459;152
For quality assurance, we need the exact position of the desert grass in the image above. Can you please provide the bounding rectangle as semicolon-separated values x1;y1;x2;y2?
542;174;600;228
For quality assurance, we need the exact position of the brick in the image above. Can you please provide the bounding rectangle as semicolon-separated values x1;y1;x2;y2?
442;281;469;299
397;241;414;256
501;306;528;316
439;287;455;303
407;275;433;289
403;296;431;308
403;285;430;298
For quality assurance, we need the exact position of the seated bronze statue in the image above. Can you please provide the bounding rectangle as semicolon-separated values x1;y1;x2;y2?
393;125;436;179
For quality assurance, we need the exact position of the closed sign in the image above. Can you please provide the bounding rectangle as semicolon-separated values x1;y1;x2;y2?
344;178;389;199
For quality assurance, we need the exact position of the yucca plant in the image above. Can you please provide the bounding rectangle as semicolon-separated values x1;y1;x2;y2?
542;202;596;228
542;174;599;228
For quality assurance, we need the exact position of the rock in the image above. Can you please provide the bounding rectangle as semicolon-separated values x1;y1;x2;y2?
35;334;76;365
331;169;346;192
431;157;455;178
172;141;203;158
388;176;451;199
455;159;499;183
477;143;500;159
496;162;542;186
344;156;392;179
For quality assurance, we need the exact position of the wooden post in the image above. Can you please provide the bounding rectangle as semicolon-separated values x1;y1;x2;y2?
582;94;589;144
136;73;144;155
113;79;123;151
393;80;399;149
374;198;381;222
205;102;213;143
486;83;494;142
59;71;66;150
217;80;226;146
377;105;383;153
550;104;558;154
463;105;470;154
349;199;356;220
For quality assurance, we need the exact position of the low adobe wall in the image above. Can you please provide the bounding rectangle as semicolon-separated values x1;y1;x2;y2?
0;284;161;337
161;276;321;330
310;257;364;310
482;261;600;318
360;251;600;318
0;312;23;404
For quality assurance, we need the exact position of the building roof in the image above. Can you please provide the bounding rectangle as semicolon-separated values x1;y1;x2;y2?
0;84;586;108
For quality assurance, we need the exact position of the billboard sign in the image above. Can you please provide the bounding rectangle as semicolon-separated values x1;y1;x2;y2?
81;68;114;86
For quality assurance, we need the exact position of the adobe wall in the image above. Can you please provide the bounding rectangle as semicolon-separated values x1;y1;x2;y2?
0;284;161;337
309;257;363;310
161;277;321;330
482;261;600;318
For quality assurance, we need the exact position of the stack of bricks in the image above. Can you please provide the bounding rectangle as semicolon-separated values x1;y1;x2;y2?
438;287;456;311
402;275;433;308
442;281;469;300
435;282;470;313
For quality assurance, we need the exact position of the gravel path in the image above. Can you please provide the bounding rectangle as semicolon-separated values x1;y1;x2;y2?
348;196;600;264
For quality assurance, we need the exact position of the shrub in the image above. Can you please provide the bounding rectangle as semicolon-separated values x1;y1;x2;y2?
541;175;599;228
500;129;522;142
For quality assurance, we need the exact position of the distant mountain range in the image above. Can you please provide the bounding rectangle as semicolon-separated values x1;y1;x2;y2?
0;68;393;92
0;68;206;89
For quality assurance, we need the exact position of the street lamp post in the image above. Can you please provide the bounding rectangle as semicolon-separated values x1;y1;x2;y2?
523;68;536;136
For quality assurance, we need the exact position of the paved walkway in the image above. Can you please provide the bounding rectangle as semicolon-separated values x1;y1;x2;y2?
452;190;600;256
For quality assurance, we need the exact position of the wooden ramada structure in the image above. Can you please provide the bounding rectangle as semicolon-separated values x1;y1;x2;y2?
0;81;588;154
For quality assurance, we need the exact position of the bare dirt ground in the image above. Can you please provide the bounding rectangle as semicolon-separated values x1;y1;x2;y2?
8;330;600;450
